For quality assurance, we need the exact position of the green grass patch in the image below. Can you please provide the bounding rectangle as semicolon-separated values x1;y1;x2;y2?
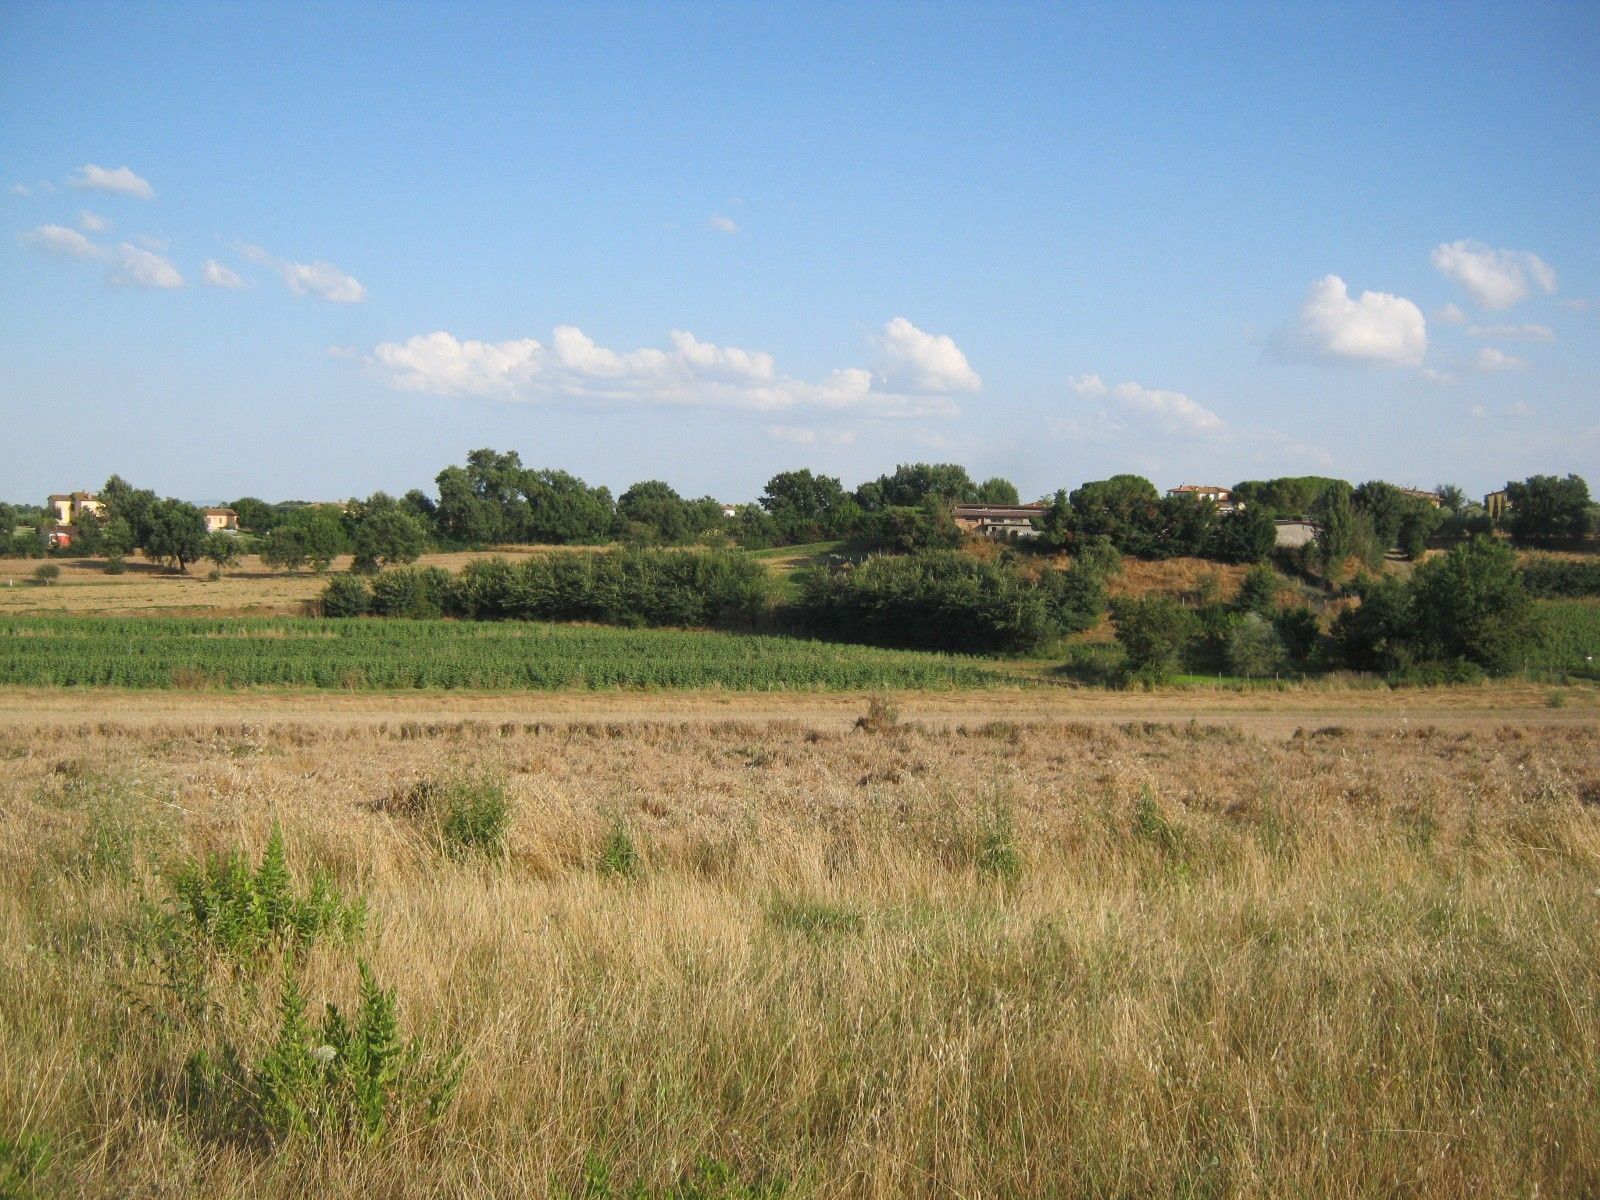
0;615;1018;691
1529;600;1600;676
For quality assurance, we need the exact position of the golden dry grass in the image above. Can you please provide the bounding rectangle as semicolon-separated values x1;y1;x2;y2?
0;549;569;617
2;699;1598;1197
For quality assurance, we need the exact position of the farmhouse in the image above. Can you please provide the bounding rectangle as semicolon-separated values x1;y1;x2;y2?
951;503;1046;541
1165;484;1238;511
48;491;105;526
1396;487;1442;508
203;507;240;533
1485;489;1512;519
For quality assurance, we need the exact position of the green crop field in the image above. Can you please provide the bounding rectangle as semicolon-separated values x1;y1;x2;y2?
1531;599;1600;675
0;615;1019;691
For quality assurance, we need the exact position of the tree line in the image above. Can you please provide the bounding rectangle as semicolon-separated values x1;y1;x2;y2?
4;453;1594;575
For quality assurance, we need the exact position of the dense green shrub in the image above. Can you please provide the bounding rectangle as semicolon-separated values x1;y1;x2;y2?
369;566;454;618
1109;594;1200;685
1335;537;1542;674
445;548;770;628
321;574;373;617
797;551;1057;654
1520;555;1600;598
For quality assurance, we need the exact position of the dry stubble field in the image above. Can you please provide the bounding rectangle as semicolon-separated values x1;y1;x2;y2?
2;693;1598;1198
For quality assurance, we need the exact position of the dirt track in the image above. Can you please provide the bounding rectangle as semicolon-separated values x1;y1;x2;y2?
1;684;1595;739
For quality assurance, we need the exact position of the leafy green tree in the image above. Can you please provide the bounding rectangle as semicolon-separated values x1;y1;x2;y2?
1110;594;1199;685
1234;564;1280;615
1227;613;1288;678
1156;492;1215;558
1032;489;1074;552
203;531;242;572
760;469;847;522
615;480;716;545
1435;483;1467;513
230;497;279;533
142;499;209;572
100;474;159;549
1042;536;1121;634
1333;575;1416;672
975;477;1021;504
1504;474;1591;543
1207;505;1276;563
1069;475;1162;556
1230;476;1346;519
259;527;309;572
853;463;979;511
351;506;429;571
294;508;350;572
522;469;613;544
1409;536;1541;672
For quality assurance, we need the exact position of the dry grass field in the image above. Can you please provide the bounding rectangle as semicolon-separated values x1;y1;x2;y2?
2;695;1598;1197
0;550;565;618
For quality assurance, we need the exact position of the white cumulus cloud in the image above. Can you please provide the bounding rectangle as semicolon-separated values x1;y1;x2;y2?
21;223;182;288
106;243;183;289
241;243;366;302
1473;347;1527;373
11;182;32;197
1278;274;1428;367
22;223;98;258
875;317;982;393
1070;374;1224;436
709;213;738;234
368;322;965;418
1431;239;1556;310
78;210;111;232
201;259;246;289
1435;302;1467;325
69;163;155;200
1466;322;1554;343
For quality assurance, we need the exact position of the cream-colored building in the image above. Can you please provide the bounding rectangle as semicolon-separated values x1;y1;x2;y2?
203;507;240;533
48;492;105;525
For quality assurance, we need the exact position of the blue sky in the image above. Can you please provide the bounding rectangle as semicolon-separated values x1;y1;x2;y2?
2;1;1596;505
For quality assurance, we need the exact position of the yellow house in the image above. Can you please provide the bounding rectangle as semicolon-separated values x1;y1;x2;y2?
1485;490;1511;519
203;507;240;533
48;492;105;525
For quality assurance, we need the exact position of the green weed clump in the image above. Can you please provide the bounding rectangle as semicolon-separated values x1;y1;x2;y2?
184;960;462;1147
384;773;512;858
975;806;1022;883
766;897;865;937
599;819;640;878
168;827;366;960
561;1153;787;1199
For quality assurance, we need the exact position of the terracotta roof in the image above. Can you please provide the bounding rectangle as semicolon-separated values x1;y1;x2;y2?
1166;484;1230;494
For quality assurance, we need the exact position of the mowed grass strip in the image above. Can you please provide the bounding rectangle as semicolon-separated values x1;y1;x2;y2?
0;615;1018;691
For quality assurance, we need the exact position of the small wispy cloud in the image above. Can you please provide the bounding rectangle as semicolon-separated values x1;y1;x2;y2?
241;243;366;302
1466;323;1554;343
21;222;183;289
69;163;155;200
709;213;739;234
1431;239;1556;310
201;259;246;289
1069;374;1225;436
1473;346;1528;373
78;210;111;233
